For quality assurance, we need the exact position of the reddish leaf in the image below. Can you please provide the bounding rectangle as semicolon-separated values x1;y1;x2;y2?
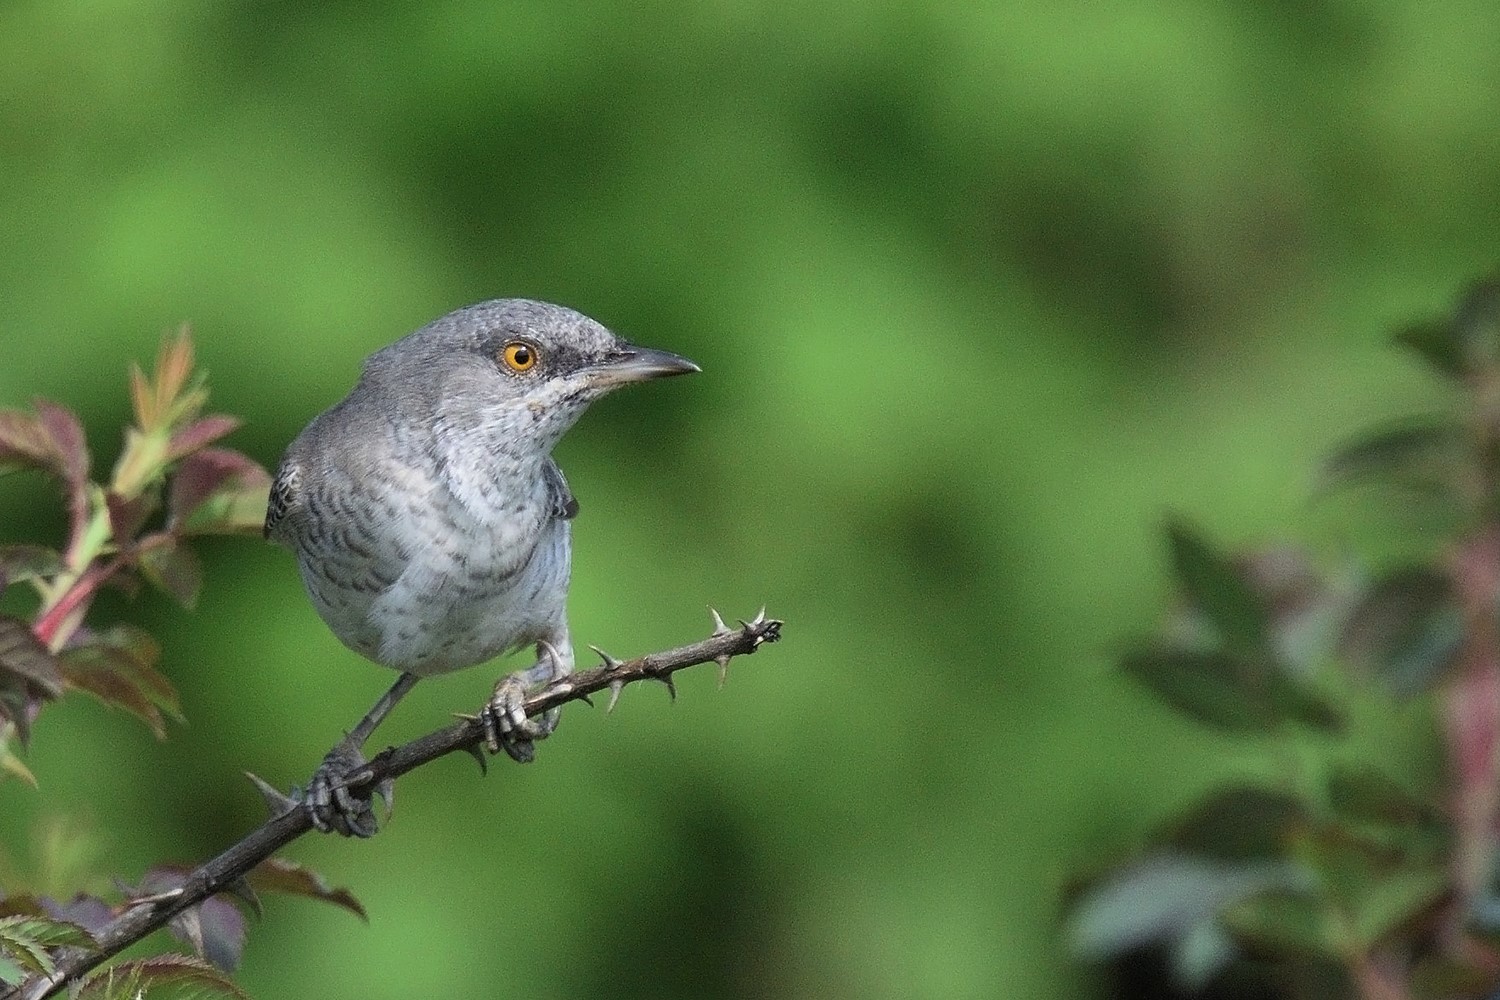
0;546;65;586
40;894;114;937
247;858;367;922
60;625;180;739
104;491;157;543
139;541;203;609
0;675;44;747
168;448;271;534
0;410;53;474
167;415;241;461
33;401;88;494
0;615;63;697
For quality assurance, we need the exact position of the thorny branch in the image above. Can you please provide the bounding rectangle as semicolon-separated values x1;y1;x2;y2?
6;611;782;1000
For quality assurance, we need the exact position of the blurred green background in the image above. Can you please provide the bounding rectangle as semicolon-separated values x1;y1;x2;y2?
0;1;1495;997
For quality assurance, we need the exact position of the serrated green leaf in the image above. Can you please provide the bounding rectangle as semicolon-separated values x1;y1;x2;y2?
1122;647;1344;734
1338;567;1464;696
76;954;248;1000
0;951;23;985
0;914;90;978
1164;786;1308;861
1165;519;1269;656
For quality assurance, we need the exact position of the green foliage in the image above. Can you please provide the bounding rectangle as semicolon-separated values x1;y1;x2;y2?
1071;277;1500;995
0;913;94;984
75;955;248;1000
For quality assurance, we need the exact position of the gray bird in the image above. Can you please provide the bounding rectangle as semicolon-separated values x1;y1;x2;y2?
264;299;698;836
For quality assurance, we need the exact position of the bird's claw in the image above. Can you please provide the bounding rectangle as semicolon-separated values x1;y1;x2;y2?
300;737;391;838
480;642;569;763
479;673;555;763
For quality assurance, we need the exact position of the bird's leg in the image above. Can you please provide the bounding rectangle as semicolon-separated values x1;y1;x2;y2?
304;672;420;838
481;629;574;764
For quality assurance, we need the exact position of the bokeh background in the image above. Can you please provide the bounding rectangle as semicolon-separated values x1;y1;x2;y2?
1;2;1496;997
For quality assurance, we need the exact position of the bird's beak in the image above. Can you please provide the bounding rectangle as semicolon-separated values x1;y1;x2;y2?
587;344;701;387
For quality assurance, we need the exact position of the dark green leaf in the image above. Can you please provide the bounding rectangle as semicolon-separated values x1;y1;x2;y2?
1122;647;1344;734
1338;567;1463;696
1395;276;1500;379
246;857;367;922
1222;888;1339;958
1319;420;1469;496
1069;853;1301;957
1163;786;1308;861
1327;764;1439;832
1349;864;1447;947
1395;320;1471;379
1165;519;1269;656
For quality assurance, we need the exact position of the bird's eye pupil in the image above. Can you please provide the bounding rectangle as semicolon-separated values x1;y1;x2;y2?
502;342;537;372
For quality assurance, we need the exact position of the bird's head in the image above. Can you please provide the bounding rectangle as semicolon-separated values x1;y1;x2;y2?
366;298;698;453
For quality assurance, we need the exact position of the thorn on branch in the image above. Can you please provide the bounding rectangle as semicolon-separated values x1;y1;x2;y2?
588;644;622;669
244;771;297;819
709;606;731;636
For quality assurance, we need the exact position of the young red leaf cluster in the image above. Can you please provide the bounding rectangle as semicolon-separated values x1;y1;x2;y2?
0;330;365;995
0;330;269;753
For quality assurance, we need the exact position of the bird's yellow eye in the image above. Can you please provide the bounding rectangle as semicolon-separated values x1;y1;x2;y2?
501;342;538;373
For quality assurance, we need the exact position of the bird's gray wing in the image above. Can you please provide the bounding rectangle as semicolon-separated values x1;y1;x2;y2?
263;459;299;541
543;459;579;520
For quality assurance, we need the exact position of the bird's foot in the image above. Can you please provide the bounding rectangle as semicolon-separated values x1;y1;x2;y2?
300;735;392;838
479;644;566;763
